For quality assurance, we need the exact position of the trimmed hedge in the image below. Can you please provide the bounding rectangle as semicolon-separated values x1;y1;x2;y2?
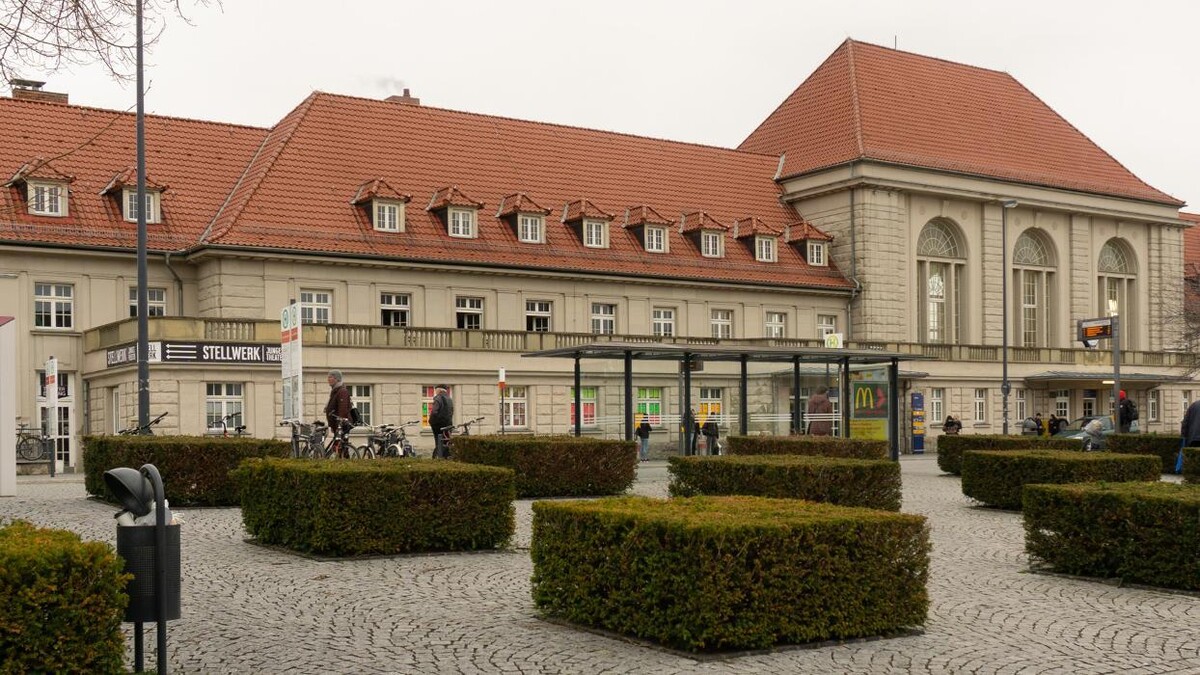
83;435;290;507
233;458;515;556
0;520;129;673
531;496;929;652
961;450;1160;510
1106;433;1183;474
725;435;887;460
937;435;1079;475
667;455;902;511
1024;482;1200;591
452;434;636;498
1185;447;1200;483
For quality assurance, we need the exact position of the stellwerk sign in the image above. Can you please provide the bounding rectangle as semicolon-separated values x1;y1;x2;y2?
105;341;283;368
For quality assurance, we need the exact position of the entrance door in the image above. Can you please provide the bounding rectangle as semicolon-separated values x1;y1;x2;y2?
37;371;73;471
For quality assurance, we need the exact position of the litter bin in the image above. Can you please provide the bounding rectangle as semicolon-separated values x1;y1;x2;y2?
116;523;181;622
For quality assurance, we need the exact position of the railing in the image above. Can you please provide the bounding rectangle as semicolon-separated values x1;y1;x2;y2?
82;316;1200;369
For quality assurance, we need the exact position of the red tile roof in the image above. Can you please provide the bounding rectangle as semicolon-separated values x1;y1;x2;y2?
1182;212;1200;278
351;178;409;205
6;158;75;185
679;211;729;233
496;193;549;217
427;186;484;211
623;205;672;228
740;39;1183;206
785;220;833;243
733;217;781;238
561;199;613;223
100;167;168;195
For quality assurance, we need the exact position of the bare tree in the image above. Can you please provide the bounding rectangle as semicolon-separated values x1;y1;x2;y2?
0;0;209;84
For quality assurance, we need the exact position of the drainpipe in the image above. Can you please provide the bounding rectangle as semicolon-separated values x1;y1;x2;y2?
846;187;862;341
163;252;184;316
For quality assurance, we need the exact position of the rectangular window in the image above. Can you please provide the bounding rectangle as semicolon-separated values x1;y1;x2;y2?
765;311;787;338
591;302;616;335
699;387;722;423
645;226;666;253
351;384;372;426
570;386;597;427
808;241;827;266
300;290;331;325
710;309;733;339
456;296;483;330
817;314;837;338
701;231;723;258
374;201;402;232
583;221;608;248
129;287;166;317
930;388;944;424
380;292;410;327
525;300;552;332
652;307;675;337
502;385;528;428
974;388;987;423
205;383;243;430
124;189;161;224
637;387;662;425
1054;390;1070;420
1016;389;1027;421
449;209;476;238
28;182;65;216
1149;389;1160;422
755;237;776;262
1083;391;1097;418
518;215;543;243
34;283;73;329
1183;393;1191;418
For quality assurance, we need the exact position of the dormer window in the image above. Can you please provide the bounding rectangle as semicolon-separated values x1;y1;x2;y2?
373;200;404;232
352;179;411;233
28;181;67;216
756;236;777;262
519;214;543;243
645;226;666;253
123;188;161;224
583;220;608;248
808;241;827;266
449;208;477;238
701;232;723;258
428;186;484;239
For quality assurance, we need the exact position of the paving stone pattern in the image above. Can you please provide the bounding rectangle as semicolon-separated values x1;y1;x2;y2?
3;459;1200;674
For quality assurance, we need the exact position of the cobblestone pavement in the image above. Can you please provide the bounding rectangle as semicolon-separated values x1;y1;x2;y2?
3;458;1200;674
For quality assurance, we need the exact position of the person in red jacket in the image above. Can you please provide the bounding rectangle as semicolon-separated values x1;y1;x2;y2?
324;370;352;433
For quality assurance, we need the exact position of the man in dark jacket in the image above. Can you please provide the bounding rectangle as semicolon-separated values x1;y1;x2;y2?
1180;399;1200;474
429;384;454;458
324;370;352;432
1118;390;1137;433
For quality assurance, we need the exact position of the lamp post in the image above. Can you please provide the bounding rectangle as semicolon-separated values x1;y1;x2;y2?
135;0;150;432
1000;199;1018;434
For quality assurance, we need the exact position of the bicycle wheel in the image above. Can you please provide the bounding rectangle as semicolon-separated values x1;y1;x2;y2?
357;444;374;459
385;443;401;458
17;437;43;461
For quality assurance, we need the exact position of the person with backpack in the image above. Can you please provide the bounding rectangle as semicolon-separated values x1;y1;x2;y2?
324;370;353;434
429;384;454;459
1118;390;1138;433
635;418;652;462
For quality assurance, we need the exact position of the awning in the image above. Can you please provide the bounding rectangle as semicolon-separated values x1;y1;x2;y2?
1021;370;1190;390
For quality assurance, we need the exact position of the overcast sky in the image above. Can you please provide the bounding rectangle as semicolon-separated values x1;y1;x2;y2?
23;0;1200;209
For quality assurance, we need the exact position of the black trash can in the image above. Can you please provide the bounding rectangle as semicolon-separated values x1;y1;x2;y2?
116;524;182;623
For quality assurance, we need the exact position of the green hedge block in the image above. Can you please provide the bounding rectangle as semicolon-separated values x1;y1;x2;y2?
83;435;290;507
725;435;887;459
531;496;929;652
961;450;1160;510
1106;433;1183;474
1184;448;1200;483
452;434;636;498
233;458;515;556
0;520;129;673
937;435;1079;475
1024;482;1200;591
667;455;902;511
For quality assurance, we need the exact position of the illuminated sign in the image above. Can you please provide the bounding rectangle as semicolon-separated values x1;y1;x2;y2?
1077;317;1113;342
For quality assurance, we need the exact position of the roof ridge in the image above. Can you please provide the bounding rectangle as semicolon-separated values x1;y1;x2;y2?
0;94;268;132
845;40;866;157
847;38;1012;77
736;38;854;149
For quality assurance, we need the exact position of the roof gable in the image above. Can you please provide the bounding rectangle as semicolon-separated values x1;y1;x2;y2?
351;178;410;205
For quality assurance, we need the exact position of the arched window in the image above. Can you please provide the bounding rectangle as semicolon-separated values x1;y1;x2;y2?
917;219;966;344
1098;239;1137;348
1012;230;1056;347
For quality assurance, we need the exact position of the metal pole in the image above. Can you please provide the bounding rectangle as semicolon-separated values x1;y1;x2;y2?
792;356;801;434
888;359;900;461
1000;200;1017;434
623;351;633;441
1113;315;1121;426
141;464;167;675
683;353;693;455
841;357;852;438
739;354;748;436
573;355;581;438
135;0;150;432
499;387;506;435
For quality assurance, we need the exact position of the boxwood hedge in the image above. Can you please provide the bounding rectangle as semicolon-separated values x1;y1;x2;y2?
83;435;290;507
1024;481;1200;591
1106;433;1184;474
1185;447;1199;483
667;455;902;511
233;458;515;556
937;435;1079;475
725;435;887;459
451;434;636;498
961;450;1160;510
0;520;129;673
531;496;929;652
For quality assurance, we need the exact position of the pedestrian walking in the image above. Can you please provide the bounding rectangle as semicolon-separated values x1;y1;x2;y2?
324;370;352;433
806;386;833;436
1178;398;1200;473
430;384;454;458
635;419;652;462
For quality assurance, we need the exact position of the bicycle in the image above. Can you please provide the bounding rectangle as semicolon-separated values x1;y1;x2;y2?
321;416;357;459
118;411;168;435
357;419;419;459
16;422;50;462
281;420;331;458
439;416;485;459
211;412;247;437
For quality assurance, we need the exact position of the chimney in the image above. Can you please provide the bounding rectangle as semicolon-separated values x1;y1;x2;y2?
9;79;68;104
385;88;420;106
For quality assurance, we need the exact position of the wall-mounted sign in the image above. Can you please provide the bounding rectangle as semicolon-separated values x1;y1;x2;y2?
106;341;282;368
1077;317;1113;342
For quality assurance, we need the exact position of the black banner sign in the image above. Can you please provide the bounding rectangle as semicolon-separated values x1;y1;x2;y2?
106;341;282;368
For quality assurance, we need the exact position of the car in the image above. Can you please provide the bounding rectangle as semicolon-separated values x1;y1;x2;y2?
1052;416;1116;449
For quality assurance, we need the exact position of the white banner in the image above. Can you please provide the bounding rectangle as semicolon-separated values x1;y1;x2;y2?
44;356;58;434
281;303;303;422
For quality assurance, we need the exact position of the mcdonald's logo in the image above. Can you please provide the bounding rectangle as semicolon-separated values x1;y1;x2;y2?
855;386;875;409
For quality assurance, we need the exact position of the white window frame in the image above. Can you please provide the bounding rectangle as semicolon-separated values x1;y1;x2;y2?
1016;388;1027;422
817;314;837;338
300;290;332;325
710;309;733;339
699;387;722;423
583;220;608;249
351;384;372;426
591;302;616;335
808;241;827;266
1149;389;1160;422
652;307;676;337
123;188;161;224
518;214;543;243
34;282;73;329
502;385;528;428
570;386;598;428
373;200;404;232
449;208;477;238
380;292;410;327
28;181;66;216
129;287;166;317
637;387;662;425
930;388;944;424
205;382;243;430
755;236;777;262
645;226;666;253
974;388;988;423
455;296;483;330
765;311;787;338
1054;390;1070;420
525;300;552;332
701;231;723;258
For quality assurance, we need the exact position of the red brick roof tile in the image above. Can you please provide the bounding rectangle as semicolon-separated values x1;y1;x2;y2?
496;193;549;217
623;205;673;228
6;158;74;185
1182;212;1200;277
561;199;613;223
351;178;410;205
427;186;484;211
679;211;729;233
785;220;833;243
740;39;1183;206
100;167;168;195
733;217;781;238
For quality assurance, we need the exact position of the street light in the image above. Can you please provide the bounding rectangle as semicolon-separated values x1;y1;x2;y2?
1000;199;1018;434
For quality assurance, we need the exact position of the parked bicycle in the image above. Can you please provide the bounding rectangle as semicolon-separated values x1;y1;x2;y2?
357;419;420;459
322;416;357;459
281;420;330;458
211;412;247;437
439;416;485;459
118;411;168;435
15;422;50;462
